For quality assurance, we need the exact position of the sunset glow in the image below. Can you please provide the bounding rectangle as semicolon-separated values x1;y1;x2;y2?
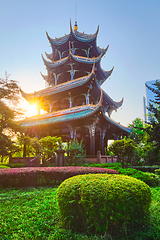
25;102;38;117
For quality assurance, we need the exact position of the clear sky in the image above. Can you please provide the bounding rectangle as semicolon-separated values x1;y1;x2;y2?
0;0;160;127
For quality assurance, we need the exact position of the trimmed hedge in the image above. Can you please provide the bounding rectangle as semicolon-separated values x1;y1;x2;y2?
128;166;160;173
117;168;160;187
57;174;151;235
85;163;160;186
0;166;118;188
8;163;27;168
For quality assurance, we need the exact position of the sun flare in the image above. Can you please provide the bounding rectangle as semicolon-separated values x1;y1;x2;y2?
25;103;38;117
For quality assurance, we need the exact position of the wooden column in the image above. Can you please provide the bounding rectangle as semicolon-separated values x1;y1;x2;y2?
69;125;76;141
88;124;96;155
101;129;106;155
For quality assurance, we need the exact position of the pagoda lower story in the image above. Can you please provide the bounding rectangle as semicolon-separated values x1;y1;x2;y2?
21;98;131;155
20;21;132;155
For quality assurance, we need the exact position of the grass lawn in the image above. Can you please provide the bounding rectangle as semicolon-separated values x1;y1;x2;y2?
0;186;160;240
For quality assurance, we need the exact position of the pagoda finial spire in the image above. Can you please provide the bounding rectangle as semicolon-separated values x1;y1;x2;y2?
74;21;78;31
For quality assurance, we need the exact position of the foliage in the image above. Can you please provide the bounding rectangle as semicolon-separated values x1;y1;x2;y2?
128;165;160;173
57;174;151;235
66;139;86;165
0;166;118;188
39;135;62;161
16;135;34;157
108;138;137;167
0;186;159;239
155;169;160;175
0;164;10;169
84;163;160;187
127;118;160;165
133;171;160;187
129;118;150;144
8;163;27;168
117;168;160;187
145;80;160;163
16;135;62;161
0;73;23;162
83;162;122;169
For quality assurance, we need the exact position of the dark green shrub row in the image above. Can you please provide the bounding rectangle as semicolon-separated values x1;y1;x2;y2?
57;174;151;235
8;163;27;168
85;163;160;186
0;166;118;188
128;165;160;173
118;168;160;187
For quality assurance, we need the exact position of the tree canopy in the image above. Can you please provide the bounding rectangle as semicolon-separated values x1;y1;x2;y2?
0;73;22;161
146;80;160;146
108;137;137;167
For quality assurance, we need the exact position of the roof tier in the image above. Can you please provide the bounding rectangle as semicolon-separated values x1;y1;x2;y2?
41;21;113;86
42;47;113;86
21;66;123;115
20;95;131;136
45;20;102;61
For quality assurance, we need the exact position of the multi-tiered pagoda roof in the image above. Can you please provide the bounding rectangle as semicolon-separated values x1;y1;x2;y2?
20;21;131;155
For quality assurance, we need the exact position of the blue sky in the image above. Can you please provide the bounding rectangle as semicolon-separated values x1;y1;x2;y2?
0;0;160;126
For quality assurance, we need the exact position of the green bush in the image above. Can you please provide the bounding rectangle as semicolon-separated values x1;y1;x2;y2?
57;174;151;235
84;162;121;169
117;168;160;187
128;166;160;173
155;169;160;175
0;164;10;169
133;171;160;186
84;163;160;186
66;139;86;165
8;163;27;168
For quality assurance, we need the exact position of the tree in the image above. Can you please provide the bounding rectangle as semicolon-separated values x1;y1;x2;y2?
108;138;137;168
128;118;151;165
145;80;160;163
146;80;160;142
66;139;86;165
129;118;149;144
39;136;62;161
0;73;22;162
16;135;35;157
16;135;62;160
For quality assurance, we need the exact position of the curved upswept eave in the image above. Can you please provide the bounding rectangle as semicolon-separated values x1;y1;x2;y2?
46;31;70;46
71;46;108;65
20;89;37;103
41;54;69;69
40;72;48;81
103;90;123;109
20;90;102;128
114;97;124;108
72;25;99;43
100;66;114;86
21;65;96;101
45;51;53;60
102;112;132;134
97;46;104;54
42;46;108;70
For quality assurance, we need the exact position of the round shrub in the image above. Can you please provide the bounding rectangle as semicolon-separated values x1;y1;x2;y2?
57;174;151;235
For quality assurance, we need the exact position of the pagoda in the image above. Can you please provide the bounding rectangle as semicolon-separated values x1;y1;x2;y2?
20;21;132;155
